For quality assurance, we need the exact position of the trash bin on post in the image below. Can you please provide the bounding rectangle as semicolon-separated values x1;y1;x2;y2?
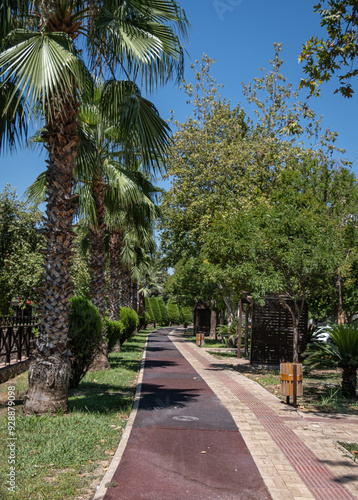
280;362;303;407
196;332;205;347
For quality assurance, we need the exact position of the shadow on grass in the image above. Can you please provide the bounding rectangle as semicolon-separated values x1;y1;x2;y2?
109;358;142;371
69;380;136;414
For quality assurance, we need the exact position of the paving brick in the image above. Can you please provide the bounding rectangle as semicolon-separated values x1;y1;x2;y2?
170;333;358;500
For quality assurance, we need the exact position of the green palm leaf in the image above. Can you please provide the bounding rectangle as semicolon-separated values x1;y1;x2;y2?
92;0;188;90
101;79;170;171
0;80;28;153
0;29;88;119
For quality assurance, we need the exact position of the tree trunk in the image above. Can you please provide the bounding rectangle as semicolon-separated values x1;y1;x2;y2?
244;303;251;357
223;295;235;326
336;273;345;325
292;320;299;363
341;366;357;399
209;308;217;339
132;281;138;311
89;178;107;319
109;228;124;321
122;267;132;308
209;299;217;339
138;289;145;317
88;178;110;371
24;96;79;414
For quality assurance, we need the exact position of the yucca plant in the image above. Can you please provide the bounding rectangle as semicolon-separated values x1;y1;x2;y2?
304;324;358;398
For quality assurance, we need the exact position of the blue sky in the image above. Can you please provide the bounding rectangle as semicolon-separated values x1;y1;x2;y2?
1;0;357;200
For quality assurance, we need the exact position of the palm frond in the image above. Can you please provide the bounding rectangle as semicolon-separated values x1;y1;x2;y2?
0;80;28;153
24;171;47;206
101;79;170;171
0;29;88;120
93;0;189;90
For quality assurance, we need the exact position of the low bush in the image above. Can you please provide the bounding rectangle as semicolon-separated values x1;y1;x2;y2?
68;297;103;388
158;298;169;326
107;320;125;352
149;296;162;326
167;299;180;325
144;311;151;328
120;307;139;343
145;297;154;324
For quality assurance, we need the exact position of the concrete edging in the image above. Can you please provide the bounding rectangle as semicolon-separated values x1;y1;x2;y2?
92;335;149;500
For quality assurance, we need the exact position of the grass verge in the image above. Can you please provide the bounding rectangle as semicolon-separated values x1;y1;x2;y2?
0;328;153;500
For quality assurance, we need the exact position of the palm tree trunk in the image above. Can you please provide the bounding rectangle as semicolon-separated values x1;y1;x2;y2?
122;267;132;308
341;367;357;399
24;100;79;414
138;292;145;316
109;228;124;321
88;178;110;371
131;281;138;311
89;178;107;318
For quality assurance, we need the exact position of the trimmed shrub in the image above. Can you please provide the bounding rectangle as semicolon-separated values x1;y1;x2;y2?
149;296;162;326
145;296;154;324
138;315;146;330
107;320;125;352
68;296;103;388
144;311;151;327
158;298;169;326
167;299;180;325
119;307;139;343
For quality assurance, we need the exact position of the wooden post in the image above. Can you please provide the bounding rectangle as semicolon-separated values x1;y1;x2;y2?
293;363;298;408
237;299;243;358
244;303;250;357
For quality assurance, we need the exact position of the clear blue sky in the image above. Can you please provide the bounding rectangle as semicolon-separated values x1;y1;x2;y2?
1;0;357;200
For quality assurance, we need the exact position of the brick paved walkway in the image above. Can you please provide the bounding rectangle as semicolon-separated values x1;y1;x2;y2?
171;331;358;500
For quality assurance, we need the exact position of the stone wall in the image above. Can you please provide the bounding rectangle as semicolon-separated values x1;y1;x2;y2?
0;360;30;384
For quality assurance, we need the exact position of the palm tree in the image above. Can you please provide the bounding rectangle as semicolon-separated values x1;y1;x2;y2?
27;87;170;370
0;0;188;414
108;186;159;320
76;80;167;318
304;324;358;399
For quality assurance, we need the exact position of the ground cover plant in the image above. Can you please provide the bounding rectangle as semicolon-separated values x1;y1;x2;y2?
0;329;152;499
338;442;358;462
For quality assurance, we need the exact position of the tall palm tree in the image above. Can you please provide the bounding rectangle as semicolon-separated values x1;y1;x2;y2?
0;0;188;414
107;179;159;320
76;79;167;317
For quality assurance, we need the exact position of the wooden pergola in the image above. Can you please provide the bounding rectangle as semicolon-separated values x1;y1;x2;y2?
193;302;211;335
243;295;308;365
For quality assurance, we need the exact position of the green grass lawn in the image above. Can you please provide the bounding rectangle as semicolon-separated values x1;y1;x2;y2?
0;328;152;500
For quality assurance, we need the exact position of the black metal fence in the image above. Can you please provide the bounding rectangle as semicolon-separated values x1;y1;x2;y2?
0;316;38;365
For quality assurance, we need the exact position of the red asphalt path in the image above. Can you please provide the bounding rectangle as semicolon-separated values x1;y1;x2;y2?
104;328;271;500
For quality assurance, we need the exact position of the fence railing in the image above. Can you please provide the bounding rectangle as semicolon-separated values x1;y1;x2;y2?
0;317;38;366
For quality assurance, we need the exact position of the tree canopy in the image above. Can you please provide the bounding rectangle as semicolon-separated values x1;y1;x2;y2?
0;185;44;316
300;1;358;97
160;47;358;356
